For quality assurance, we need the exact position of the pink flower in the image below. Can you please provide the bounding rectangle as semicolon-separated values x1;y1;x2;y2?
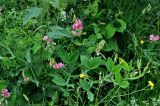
53;62;64;69
1;89;10;98
72;19;83;30
149;34;159;41
43;35;52;42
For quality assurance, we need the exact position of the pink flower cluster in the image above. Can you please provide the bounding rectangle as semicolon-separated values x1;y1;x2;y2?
53;62;64;69
149;34;160;41
72;19;83;36
1;89;10;98
43;35;52;42
72;19;83;30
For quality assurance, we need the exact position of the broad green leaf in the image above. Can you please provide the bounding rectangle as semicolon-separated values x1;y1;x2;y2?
87;47;96;54
47;26;71;39
67;51;79;64
56;47;79;64
88;57;102;69
119;80;129;88
61;88;70;97
79;79;90;91
80;55;89;67
8;92;17;105
106;57;114;72
108;39;118;51
81;55;102;69
32;56;43;77
63;91;70;97
115;72;122;83
103;43;112;52
112;65;121;73
115;19;126;32
0;81;7;91
91;23;100;34
32;43;41;54
56;47;68;63
87;91;94;102
72;39;83;46
105;24;116;39
23;7;41;25
46;87;56;98
0;43;15;60
119;58;130;71
112;65;122;83
52;75;67;86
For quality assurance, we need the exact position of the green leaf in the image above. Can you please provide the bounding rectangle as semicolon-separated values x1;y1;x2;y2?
119;58;130;71
63;91;70;97
137;59;142;70
112;65;122;83
88;57;102;69
32;43;41;54
52;75;67;86
147;43;155;51
0;81;7;91
32;56;43;77
80;55;102;69
119;81;129;88
72;39;83;46
23;7;41;25
79;79;90;91
115;72;122;83
67;51;79;64
26;49;31;63
87;91;94;102
115;19;126;32
47;26;71;39
103;43;112;52
106;57;114;72
50;0;60;9
105;24;116;39
108;39;118;51
56;47;68;63
91;23;100;34
56;47;79;64
112;65;121;73
80;55;89;67
8;92;17;105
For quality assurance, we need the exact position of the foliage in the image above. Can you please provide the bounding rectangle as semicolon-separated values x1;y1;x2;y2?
0;0;160;105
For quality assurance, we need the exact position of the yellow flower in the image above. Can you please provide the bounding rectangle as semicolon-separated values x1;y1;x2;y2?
79;73;87;79
140;40;144;44
148;80;154;89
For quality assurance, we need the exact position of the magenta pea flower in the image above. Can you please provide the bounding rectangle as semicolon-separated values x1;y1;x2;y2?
72;19;83;30
72;19;83;36
43;35;52;42
1;89;10;98
53;62;64;69
149;34;159;41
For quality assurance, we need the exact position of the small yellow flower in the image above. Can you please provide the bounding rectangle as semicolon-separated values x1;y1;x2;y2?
140;40;144;45
148;80;154;89
79;73;87;79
